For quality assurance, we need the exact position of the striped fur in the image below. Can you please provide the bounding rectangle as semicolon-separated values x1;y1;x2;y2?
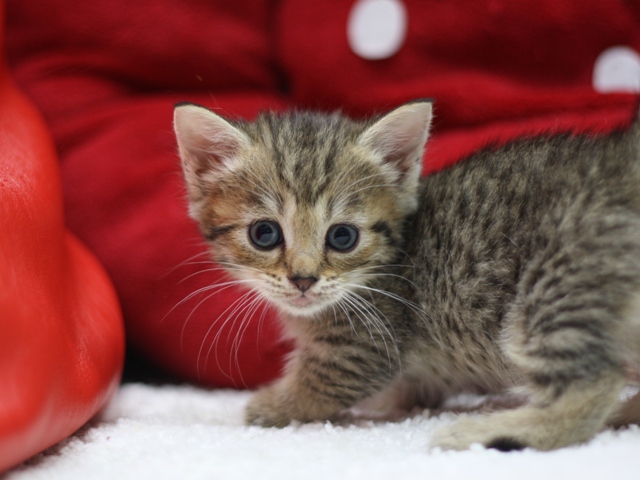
174;101;640;451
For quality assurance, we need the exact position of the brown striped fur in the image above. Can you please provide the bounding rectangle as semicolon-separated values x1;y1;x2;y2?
174;101;640;451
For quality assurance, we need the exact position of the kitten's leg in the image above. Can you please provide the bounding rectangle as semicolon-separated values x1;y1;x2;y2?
245;333;400;427
430;374;625;451
432;232;640;451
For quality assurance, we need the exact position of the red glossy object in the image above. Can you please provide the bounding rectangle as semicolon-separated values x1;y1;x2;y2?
0;5;125;471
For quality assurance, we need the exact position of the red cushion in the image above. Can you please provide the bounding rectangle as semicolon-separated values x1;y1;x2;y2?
6;0;278;95
277;0;640;172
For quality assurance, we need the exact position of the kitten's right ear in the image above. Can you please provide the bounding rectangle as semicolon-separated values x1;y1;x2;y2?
358;100;433;177
357;100;433;212
173;103;251;200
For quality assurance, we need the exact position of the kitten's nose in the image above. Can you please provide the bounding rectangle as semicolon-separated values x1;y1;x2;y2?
288;275;318;293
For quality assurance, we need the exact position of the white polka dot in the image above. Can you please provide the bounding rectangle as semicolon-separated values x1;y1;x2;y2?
347;0;407;60
593;46;640;93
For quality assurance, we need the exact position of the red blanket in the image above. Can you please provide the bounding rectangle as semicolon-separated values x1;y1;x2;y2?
6;0;639;389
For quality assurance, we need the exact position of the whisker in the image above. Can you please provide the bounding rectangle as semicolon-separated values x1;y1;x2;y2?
177;267;239;284
163;278;257;325
342;282;428;318
346;291;401;365
353;272;421;290
340;293;384;357
197;289;259;381
334;299;360;338
209;289;261;371
343;291;400;370
332;172;393;208
347;183;400;198
329;158;373;194
336;171;390;193
217;261;267;276
350;263;415;272
179;280;257;352
254;295;273;359
162;251;212;277
230;294;268;387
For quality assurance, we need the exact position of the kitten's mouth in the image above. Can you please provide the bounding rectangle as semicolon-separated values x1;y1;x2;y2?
280;292;328;315
289;295;313;307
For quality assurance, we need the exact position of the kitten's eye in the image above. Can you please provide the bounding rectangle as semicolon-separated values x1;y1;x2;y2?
326;224;359;252
249;221;283;250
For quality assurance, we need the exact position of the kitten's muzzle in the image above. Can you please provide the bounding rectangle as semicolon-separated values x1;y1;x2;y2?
288;275;318;293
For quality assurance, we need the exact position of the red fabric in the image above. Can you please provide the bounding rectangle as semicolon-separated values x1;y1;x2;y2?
4;0;639;401
277;0;640;172
0;2;124;471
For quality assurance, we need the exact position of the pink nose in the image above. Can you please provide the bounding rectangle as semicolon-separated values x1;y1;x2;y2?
288;276;318;293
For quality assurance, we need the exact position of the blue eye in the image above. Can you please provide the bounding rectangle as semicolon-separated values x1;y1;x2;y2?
249;221;283;249
326;224;359;252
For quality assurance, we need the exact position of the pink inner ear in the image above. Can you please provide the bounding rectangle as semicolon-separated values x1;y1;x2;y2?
360;102;432;175
384;136;424;173
175;105;250;176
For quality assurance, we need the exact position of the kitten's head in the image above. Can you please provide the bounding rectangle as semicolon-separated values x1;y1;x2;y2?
173;101;432;317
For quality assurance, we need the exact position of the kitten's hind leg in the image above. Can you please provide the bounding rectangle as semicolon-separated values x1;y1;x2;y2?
432;228;640;451
430;374;625;451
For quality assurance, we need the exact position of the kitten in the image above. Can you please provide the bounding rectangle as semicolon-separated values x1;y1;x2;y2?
173;100;640;451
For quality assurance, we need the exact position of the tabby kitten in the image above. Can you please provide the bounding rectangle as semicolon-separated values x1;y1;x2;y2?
173;100;640;451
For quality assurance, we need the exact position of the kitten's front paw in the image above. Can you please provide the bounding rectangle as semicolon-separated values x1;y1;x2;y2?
245;386;293;428
430;415;526;452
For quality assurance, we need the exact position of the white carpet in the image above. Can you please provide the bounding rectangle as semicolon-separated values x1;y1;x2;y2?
5;383;639;480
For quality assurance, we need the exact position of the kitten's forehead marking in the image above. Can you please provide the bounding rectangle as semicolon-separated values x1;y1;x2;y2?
252;112;362;207
280;198;329;277
282;196;329;247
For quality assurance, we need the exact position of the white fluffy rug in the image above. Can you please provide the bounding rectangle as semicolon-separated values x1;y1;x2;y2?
5;384;640;480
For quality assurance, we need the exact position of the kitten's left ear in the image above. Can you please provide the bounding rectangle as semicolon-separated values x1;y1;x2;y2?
173;103;252;202
358;100;433;185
